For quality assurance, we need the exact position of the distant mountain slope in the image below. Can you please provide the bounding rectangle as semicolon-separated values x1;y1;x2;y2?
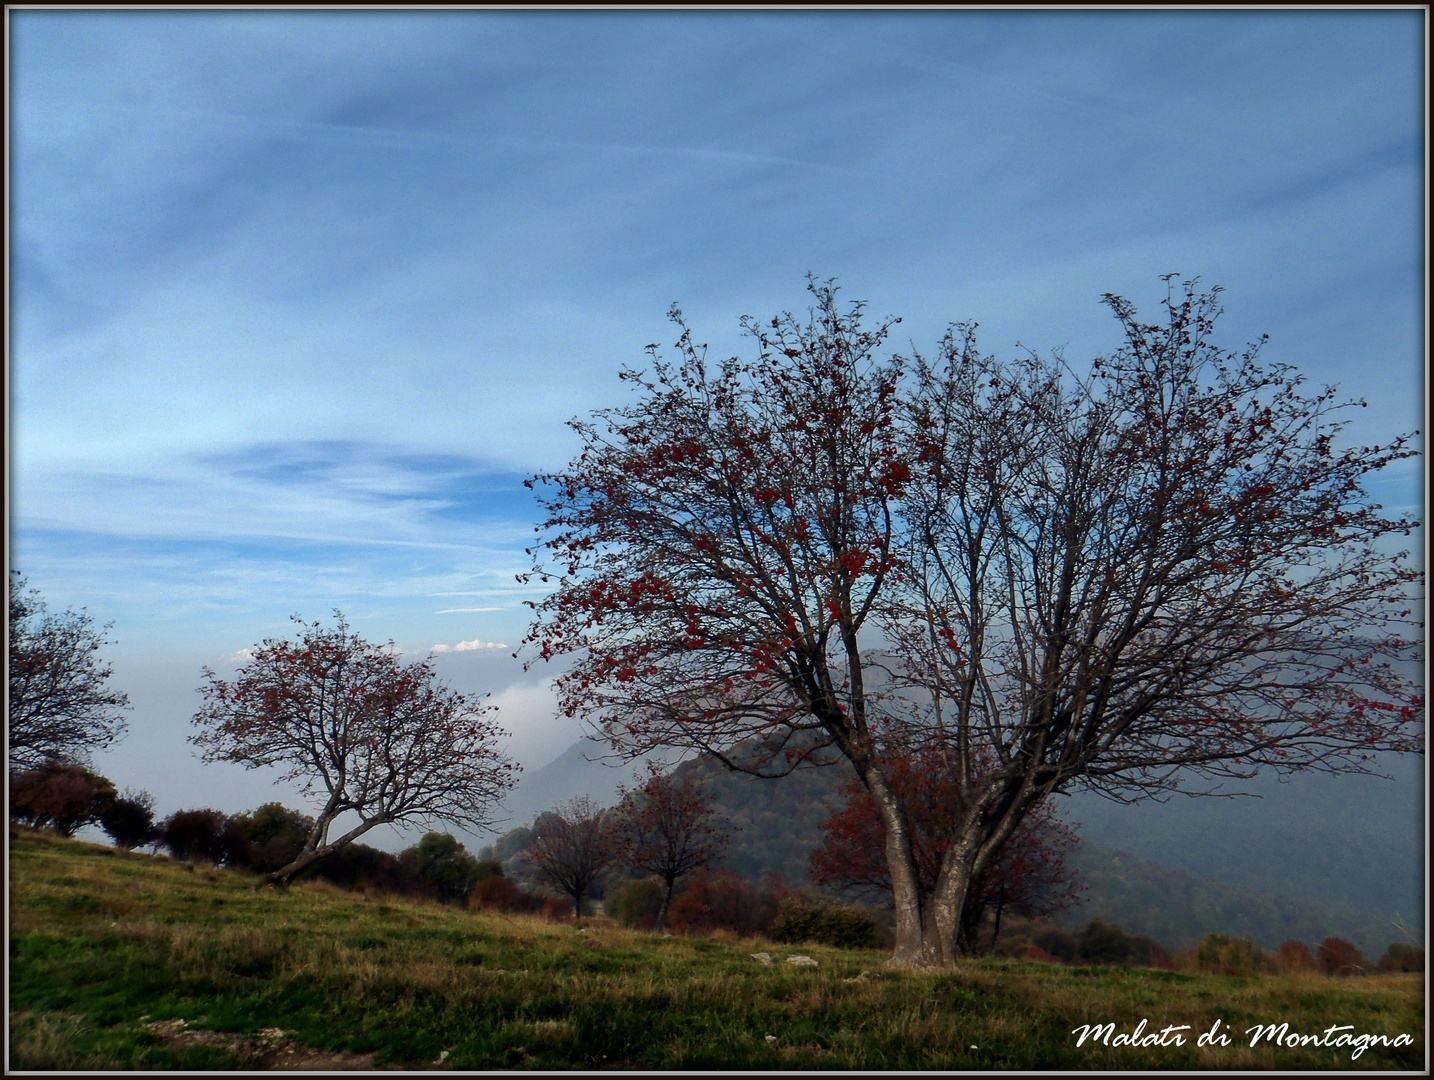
1067;844;1409;959
1065;754;1424;938
495;737;649;828
672;752;847;885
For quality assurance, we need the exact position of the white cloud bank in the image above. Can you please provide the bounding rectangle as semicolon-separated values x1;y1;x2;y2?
431;639;508;653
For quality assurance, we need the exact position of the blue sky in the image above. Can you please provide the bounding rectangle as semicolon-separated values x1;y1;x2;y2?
8;10;1425;843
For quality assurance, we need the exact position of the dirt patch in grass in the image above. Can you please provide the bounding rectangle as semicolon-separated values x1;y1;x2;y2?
139;1018;449;1071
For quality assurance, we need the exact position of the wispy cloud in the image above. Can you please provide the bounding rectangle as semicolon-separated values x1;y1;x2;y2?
10;9;1421;698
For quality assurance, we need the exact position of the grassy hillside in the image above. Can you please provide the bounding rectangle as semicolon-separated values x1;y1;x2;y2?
8;828;1424;1070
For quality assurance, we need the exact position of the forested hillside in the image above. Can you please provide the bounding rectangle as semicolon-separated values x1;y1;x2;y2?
1066;754;1423;940
1067;845;1405;959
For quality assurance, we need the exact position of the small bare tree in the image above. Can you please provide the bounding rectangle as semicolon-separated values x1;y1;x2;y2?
191;613;518;883
9;572;130;771
613;762;731;927
520;795;616;917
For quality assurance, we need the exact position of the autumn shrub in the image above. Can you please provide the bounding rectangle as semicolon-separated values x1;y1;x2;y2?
402;832;487;903
606;877;664;929
96;789;157;850
227;803;313;873
1376;943;1424;973
541;896;573;922
1194;933;1266;976
1019;943;1061;964
307;842;435;898
9;764;118;837
1272;939;1316;974
473;858;504;883
1074;919;1171;968
666;868;778;936
467;873;541;914
1318;936;1366;976
770;898;879;950
1034;925;1078;964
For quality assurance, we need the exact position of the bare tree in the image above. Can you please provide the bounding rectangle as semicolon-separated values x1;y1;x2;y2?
612;762;731;927
191;613;518;884
521;277;1422;967
9;572;130;771
520;795;617;917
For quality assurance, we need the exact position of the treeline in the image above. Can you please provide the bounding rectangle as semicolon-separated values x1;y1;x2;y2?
9;762;500;904
990;915;1423;976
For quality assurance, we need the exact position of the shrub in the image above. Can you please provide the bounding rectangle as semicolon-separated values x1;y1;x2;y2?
243;834;304;874
667;868;779;937
1272;940;1315;974
1318;937;1365;976
770;898;879;950
1077;919;1132;964
232;802;314;846
468;873;541;914
97;789;157;850
1376;943;1424;973
309;842;434;898
10;764;118;836
159;809;248;864
541;896;572;922
1020;943;1061;964
606;877;665;929
1040;919;1173;969
1034;925;1078;964
403;832;487;903
227;802;313;872
1195;933;1266;976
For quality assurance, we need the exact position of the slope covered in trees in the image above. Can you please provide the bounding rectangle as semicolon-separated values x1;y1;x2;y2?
1067;753;1423;940
1067;845;1404;959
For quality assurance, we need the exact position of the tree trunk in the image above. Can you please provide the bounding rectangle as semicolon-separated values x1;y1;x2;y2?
657;876;676;930
931;839;977;965
866;767;936;967
932;789;1036;960
265;814;386;885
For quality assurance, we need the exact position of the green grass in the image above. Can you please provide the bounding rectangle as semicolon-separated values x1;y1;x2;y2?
8;827;1424;1070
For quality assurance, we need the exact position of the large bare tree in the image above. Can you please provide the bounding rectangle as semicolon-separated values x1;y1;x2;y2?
521;277;1422;966
192;614;518;883
8;572;131;771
